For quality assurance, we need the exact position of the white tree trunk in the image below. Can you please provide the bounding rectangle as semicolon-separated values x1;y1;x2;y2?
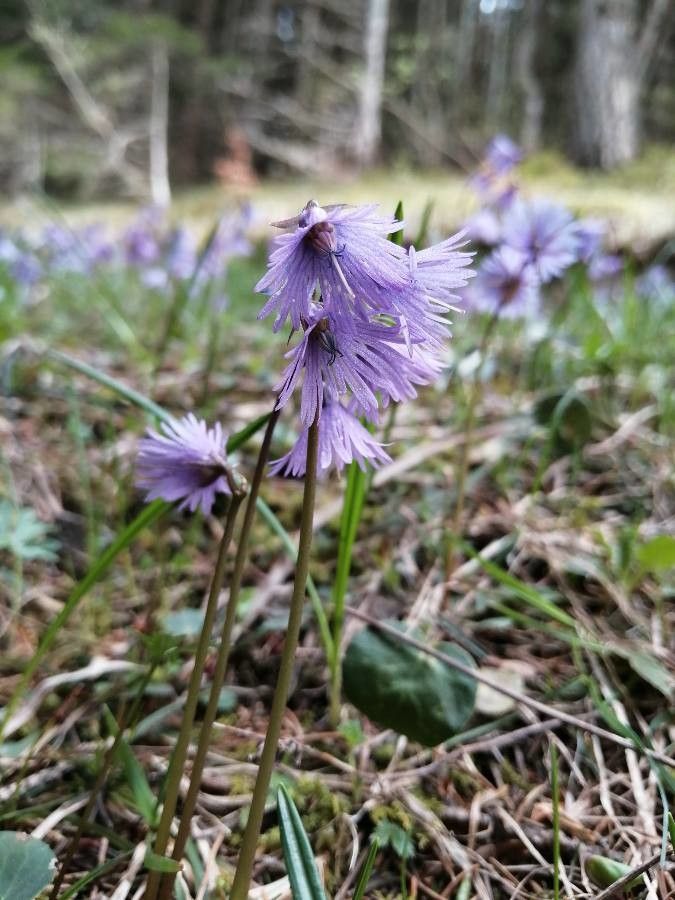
515;0;543;153
573;0;640;169
150;40;171;207
355;0;390;167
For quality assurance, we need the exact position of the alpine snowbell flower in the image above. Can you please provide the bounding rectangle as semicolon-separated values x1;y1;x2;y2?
255;201;408;330
469;246;539;318
258;198;475;472
502;198;580;283
269;401;390;478
136;414;232;515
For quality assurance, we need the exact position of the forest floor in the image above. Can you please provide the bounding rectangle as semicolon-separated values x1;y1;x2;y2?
1;164;674;898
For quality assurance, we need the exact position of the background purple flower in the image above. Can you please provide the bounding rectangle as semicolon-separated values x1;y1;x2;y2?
485;135;523;175
270;401;390;478
136;414;231;515
468;246;539;318
502;198;580;283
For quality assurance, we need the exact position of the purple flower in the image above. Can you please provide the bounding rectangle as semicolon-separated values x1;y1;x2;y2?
464;209;502;247
485;135;523;176
275;305;428;426
270;401;390;478
402;234;475;348
574;218;605;264
123;210;163;267
136;414;232;515
502;198;580;283
256;201;408;330
166;227;197;280
11;253;42;286
588;253;623;282
636;264;674;303
469;246;539;318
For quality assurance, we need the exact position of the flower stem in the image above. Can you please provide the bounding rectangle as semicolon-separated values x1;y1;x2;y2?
154;410;280;900
445;311;499;584
229;416;320;900
144;484;246;900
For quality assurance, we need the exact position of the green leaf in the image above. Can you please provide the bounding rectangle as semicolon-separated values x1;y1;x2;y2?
636;535;675;572
143;849;181;874
277;785;326;900
0;501;59;562
373;820;414;860
0;832;56;900
343;622;476;746
391;201;404;245
668;811;675;849
585;855;642;890
353;840;379;900
103;706;157;827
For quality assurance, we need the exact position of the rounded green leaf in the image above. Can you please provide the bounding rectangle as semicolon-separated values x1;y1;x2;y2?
343;622;477;746
0;832;56;900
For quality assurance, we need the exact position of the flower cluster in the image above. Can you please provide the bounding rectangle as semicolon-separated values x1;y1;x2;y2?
0;205;252;313
256;200;474;477
464;137;624;318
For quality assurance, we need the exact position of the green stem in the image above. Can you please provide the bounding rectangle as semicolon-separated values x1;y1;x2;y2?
328;461;367;727
155;410;280;900
144;486;246;900
445;311;499;583
229;417;319;900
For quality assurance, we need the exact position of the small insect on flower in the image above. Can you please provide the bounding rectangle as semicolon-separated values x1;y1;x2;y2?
314;316;343;365
135;413;233;515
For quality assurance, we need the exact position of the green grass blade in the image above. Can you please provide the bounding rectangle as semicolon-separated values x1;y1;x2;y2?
391;201;404;245
102;706;157;828
277;785;326;900
353;839;379;900
463;543;577;629
48;349;173;424
256;498;334;659
332;461;367;612
58;851;133;899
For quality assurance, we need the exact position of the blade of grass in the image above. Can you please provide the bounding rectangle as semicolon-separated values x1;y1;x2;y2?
277;785;326;900
48;349;172;424
462;542;577;629
353;840;379;900
256;497;333;660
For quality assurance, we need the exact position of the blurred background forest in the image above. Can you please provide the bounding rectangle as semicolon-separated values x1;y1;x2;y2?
1;0;674;204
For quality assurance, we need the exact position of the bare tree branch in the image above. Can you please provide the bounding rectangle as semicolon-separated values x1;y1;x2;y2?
636;0;674;85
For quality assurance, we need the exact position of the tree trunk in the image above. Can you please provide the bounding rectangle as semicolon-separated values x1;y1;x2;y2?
572;0;640;169
485;3;510;130
515;0;543;153
149;40;171;207
355;0;390;167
